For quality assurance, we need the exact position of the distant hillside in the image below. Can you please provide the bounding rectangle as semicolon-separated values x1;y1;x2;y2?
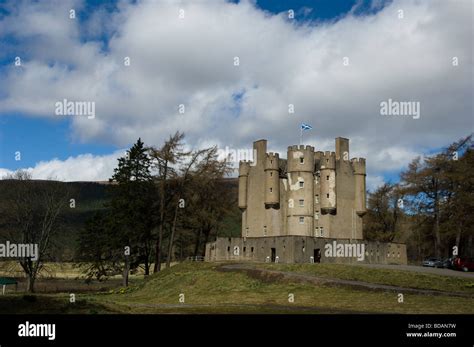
0;178;240;261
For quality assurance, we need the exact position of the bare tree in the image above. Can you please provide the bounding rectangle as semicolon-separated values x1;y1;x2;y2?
148;132;187;272
1;171;68;292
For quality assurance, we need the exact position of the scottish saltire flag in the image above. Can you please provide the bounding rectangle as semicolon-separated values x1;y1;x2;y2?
301;123;313;130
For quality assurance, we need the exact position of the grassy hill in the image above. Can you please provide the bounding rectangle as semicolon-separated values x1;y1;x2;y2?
1;261;473;314
83;262;474;314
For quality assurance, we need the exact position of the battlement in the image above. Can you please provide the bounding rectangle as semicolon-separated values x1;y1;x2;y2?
287;145;315;173
320;151;336;169
265;152;280;170
239;161;251;176
351;158;366;174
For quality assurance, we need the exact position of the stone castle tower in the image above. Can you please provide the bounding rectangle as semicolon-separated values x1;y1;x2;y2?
238;137;366;239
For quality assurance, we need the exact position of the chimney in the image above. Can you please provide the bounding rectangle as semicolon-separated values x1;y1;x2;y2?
253;139;267;166
335;137;349;161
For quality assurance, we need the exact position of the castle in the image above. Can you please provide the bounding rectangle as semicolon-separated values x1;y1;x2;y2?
205;137;407;265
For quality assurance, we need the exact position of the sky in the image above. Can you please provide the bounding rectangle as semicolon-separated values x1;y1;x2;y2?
0;0;472;190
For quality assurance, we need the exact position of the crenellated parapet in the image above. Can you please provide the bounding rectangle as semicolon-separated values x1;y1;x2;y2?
287;145;315;173
320;151;336;169
351;157;366;175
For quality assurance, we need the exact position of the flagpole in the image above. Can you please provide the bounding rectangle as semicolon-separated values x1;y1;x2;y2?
300;126;303;145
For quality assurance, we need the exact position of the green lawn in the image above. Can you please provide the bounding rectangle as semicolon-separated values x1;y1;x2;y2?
1;262;473;314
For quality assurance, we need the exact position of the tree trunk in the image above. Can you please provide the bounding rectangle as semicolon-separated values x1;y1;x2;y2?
454;224;462;257
123;255;130;287
26;274;35;293
202;228;212;257
154;167;168;273
468;235;473;257
433;179;441;258
193;228;202;258
144;260;150;276
166;200;180;268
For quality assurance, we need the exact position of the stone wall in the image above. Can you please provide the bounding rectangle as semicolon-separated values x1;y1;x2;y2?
205;236;407;265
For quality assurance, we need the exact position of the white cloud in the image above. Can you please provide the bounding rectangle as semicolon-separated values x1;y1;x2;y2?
0;0;472;182
0;151;124;181
366;174;386;192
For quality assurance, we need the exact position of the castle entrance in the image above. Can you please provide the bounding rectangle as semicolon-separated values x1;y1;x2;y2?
314;249;321;263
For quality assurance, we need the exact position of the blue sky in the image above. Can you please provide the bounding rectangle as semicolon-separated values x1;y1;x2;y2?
0;0;388;169
0;0;471;187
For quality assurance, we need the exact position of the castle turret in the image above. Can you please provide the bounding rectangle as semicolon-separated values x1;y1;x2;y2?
286;145;315;236
238;161;250;210
352;158;367;216
264;153;280;207
320;151;336;214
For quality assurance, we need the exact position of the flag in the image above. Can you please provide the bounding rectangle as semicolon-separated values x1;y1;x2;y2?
301;123;312;131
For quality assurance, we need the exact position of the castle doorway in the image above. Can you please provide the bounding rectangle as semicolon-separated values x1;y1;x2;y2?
271;248;276;262
314;249;321;263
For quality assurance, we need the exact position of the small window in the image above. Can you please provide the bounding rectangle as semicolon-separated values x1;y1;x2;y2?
227;246;230;252
270;172;273;177
320;227;324;237
299;181;304;188
269;187;273;193
299;199;304;207
299;217;304;224
270;160;273;164
326;159;329;163
263;226;267;236
315;195;319;203
251;247;254;252
326;175;329;180
315;212;319;220
327;193;330;198
300;157;304;164
243;247;246;252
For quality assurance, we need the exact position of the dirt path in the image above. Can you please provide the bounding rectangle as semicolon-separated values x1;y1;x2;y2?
352;263;474;279
218;263;474;298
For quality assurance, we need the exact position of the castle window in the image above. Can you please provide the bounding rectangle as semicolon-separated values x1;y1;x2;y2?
320;227;324;237
315;195;319;203
270;160;273;164
326;159;329;163
299;181;304;188
227;246;230;252
299;199;304;207
270;172;273;177
300;157;304;164
263;226;267;236
326;175;329;180
251;247;254;252
299;217;304;224
327;193;330;198
315;212;319;220
243;247;246;253
269;187;273;193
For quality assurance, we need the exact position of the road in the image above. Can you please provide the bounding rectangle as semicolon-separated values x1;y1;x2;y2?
350;263;474;279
